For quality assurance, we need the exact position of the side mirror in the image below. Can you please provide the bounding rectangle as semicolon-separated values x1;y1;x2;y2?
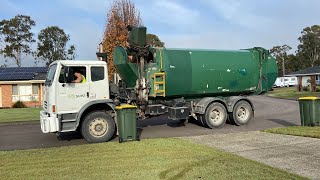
64;66;74;83
96;52;107;62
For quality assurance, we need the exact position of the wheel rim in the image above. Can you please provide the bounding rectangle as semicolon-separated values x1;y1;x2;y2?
209;108;225;125
236;106;250;123
89;118;108;138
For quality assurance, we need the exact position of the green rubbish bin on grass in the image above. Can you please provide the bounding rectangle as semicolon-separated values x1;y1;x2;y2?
298;97;320;126
115;104;139;143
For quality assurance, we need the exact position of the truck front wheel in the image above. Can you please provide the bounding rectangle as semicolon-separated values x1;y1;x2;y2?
81;111;115;143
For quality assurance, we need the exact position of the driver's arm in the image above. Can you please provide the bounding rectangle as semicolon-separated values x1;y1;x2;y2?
72;74;83;83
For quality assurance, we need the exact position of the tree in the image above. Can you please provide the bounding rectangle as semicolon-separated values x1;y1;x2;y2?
102;0;142;79
0;15;35;67
285;54;302;74
270;45;292;77
297;25;320;68
147;34;164;47
36;26;76;66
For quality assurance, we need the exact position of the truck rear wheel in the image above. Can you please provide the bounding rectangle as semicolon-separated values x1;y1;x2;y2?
81;111;115;143
230;100;253;126
203;102;227;128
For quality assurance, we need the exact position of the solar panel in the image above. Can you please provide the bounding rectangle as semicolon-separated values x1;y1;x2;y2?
0;67;48;81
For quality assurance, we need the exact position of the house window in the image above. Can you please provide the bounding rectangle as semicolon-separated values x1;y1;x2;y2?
12;84;39;102
12;85;18;95
32;84;39;94
316;75;320;85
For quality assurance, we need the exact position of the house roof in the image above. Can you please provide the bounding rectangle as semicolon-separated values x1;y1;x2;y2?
0;67;48;81
287;66;320;76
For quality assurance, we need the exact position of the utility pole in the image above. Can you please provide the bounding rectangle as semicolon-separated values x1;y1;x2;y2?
282;56;285;77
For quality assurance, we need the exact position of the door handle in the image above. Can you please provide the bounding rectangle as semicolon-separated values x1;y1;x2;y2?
87;92;89;98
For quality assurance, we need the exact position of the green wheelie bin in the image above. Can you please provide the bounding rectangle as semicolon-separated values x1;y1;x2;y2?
115;104;139;143
298;97;320;126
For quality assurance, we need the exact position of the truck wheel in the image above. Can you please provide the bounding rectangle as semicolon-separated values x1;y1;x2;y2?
203;102;227;128
230;100;253;126
81;111;115;143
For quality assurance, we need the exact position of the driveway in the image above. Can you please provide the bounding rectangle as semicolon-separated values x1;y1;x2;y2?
182;131;320;180
0;96;300;150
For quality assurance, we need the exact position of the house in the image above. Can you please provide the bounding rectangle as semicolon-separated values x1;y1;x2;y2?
0;67;48;108
286;66;320;91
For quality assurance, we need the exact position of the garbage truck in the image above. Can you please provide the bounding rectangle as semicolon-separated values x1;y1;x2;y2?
40;26;278;143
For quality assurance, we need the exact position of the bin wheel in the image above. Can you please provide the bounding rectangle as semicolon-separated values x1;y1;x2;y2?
230;100;253;126
81;111;115;143
203;102;227;128
119;138;123;143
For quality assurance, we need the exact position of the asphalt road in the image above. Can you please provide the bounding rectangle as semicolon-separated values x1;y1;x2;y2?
0;96;300;151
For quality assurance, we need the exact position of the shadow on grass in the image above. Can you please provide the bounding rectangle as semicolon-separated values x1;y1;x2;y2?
159;157;214;180
267;119;299;126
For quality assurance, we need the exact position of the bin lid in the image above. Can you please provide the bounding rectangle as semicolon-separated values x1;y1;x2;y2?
115;104;137;110
298;96;320;100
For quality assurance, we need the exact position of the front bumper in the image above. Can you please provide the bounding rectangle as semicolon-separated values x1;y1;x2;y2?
40;110;59;133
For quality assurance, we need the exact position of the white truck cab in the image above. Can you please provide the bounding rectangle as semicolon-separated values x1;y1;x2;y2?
40;60;116;143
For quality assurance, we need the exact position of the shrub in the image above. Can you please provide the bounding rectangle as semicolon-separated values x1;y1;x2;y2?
302;86;309;91
12;101;27;108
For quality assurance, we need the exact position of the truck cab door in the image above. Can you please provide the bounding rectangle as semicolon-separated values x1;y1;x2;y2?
57;65;90;113
88;66;109;101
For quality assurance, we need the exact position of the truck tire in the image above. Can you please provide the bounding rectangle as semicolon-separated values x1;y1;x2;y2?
203;102;227;128
81;111;115;143
230;100;253;126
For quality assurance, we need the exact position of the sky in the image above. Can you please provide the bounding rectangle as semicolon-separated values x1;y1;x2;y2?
0;0;320;66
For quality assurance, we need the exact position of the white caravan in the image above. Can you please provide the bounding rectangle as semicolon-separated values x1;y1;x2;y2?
273;77;297;87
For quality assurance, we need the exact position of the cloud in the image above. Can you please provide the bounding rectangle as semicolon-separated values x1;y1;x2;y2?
153;0;200;25
138;0;201;31
200;0;275;31
2;0;320;67
60;0;110;16
66;17;104;60
0;0;107;66
156;0;320;52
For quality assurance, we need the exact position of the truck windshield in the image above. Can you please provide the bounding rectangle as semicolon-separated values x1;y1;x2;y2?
45;64;57;86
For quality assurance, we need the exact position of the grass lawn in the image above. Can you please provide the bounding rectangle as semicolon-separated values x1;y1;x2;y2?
0;138;305;180
264;126;320;139
267;87;320;100
0;107;41;123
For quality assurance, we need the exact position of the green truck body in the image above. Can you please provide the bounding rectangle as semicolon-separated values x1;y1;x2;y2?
113;46;277;99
